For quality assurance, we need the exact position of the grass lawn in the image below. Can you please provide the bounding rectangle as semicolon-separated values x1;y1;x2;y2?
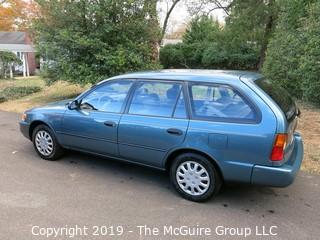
0;76;46;89
297;102;320;174
0;76;319;174
0;76;86;112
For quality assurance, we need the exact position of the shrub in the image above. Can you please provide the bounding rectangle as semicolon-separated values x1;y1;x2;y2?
263;0;320;105
299;1;320;105
0;51;22;79
159;16;259;71
34;1;162;85
159;43;185;68
40;62;60;86
160;41;259;70
0;86;42;102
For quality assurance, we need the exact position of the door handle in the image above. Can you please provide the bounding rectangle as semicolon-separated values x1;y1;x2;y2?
167;128;183;136
104;121;117;127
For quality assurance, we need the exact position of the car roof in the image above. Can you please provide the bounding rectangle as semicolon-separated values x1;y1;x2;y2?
106;69;262;84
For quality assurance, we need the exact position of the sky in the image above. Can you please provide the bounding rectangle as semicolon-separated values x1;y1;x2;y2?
158;1;227;36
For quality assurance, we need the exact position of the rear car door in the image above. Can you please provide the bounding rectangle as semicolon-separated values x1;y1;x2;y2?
60;80;133;156
118;80;189;168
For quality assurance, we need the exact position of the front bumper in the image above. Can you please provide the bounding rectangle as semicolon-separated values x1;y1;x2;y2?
20;121;30;140
251;133;304;187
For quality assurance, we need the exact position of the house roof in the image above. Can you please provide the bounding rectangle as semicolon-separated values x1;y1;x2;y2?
0;32;26;44
0;32;35;52
162;38;183;46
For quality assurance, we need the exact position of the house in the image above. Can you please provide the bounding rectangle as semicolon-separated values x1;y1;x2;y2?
0;31;36;77
162;38;183;47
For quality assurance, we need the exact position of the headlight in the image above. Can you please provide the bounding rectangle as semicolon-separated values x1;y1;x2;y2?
21;113;27;121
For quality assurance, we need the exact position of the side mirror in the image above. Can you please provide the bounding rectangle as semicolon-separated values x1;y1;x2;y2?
68;100;80;110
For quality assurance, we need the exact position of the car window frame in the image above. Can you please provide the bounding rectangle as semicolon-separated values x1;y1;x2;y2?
187;81;262;124
77;79;136;114
123;79;190;119
171;88;188;119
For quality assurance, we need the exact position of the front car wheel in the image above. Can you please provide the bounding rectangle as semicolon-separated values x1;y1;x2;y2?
32;124;64;160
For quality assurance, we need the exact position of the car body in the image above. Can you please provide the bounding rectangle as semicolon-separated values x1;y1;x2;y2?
20;70;303;201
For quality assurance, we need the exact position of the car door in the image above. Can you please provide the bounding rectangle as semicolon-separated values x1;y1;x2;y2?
60;79;134;156
118;80;189;168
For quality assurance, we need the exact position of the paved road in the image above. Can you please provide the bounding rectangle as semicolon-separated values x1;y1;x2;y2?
0;111;319;240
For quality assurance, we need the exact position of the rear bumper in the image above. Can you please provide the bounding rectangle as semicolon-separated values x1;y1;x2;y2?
20;121;30;140
251;133;303;187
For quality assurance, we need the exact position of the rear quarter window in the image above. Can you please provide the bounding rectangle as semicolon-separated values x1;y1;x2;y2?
189;84;258;123
255;78;296;121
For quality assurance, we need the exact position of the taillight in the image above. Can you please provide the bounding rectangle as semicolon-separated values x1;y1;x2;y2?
270;134;287;161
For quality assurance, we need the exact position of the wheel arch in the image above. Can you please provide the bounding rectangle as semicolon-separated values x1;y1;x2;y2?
164;148;224;181
29;120;52;140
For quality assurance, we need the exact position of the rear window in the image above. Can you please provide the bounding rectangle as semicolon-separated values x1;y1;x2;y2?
255;78;296;120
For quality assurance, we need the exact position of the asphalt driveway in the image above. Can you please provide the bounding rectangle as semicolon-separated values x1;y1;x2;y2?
0;111;319;240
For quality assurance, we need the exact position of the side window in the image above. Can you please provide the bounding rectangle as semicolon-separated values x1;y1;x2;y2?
174;91;187;119
80;80;133;113
189;84;256;121
129;81;182;117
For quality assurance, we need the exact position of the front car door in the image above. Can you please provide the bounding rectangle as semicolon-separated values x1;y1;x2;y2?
118;80;189;168
59;79;134;156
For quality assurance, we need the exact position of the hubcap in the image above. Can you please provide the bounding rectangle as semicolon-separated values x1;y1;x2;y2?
35;130;53;156
176;161;211;196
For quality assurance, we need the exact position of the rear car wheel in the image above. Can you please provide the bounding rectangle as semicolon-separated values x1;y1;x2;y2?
32;124;64;160
170;153;222;202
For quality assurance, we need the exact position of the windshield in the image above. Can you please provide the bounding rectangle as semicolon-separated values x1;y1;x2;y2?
255;78;297;121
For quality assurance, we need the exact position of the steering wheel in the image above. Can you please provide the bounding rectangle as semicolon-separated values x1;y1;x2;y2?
80;102;97;111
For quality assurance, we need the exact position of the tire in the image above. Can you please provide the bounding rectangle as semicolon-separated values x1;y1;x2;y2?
32;124;64;161
170;153;222;202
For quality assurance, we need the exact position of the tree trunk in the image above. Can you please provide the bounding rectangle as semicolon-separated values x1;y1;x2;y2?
160;0;181;45
258;0;275;70
143;0;161;62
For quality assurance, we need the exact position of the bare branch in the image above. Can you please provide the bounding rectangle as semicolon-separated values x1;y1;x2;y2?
161;0;181;43
211;0;232;16
187;0;233;17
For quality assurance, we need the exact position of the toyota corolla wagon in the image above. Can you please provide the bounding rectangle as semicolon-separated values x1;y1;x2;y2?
20;70;303;202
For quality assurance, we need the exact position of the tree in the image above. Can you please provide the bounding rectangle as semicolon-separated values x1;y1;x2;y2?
262;0;320;104
155;0;231;44
34;0;161;85
299;1;320;104
160;0;279;70
224;0;278;69
0;0;38;31
183;16;222;44
160;15;258;70
0;51;21;78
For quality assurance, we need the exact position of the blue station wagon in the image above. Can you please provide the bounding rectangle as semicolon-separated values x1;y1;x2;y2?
20;70;304;201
